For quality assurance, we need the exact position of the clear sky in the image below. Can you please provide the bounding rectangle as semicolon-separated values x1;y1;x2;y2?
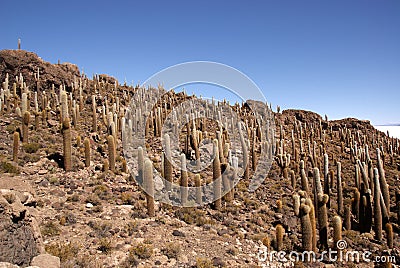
1;1;399;125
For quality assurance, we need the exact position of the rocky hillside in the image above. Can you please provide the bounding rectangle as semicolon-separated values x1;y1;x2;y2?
0;49;399;268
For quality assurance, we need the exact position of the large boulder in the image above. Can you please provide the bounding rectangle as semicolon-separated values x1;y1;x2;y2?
0;191;44;267
30;254;60;268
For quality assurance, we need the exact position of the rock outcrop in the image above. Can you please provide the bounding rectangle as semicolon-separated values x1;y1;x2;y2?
0;190;44;267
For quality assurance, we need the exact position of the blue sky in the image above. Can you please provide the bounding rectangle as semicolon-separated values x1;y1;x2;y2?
1;1;399;125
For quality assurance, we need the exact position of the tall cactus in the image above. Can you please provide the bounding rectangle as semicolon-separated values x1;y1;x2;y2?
290;170;296;190
323;154;330;208
22;111;30;143
12;132;19;162
344;205;351;230
352;188;360;221
213;139;222;210
138;147;144;184
336;162;344;215
275;224;285;251
385;223;393;249
300;160;309;194
332;215;342;249
373;168;383;242
84;137;91;167
164;134;172;192
62;117;72;171
377;148;390;216
180;153;188;206
221;163;232;202
107;135;116;172
299;204;313;251
317;193;329;249
195;174;202;206
313;168;322;219
92;95;97;132
144;158;155;217
305;198;317;252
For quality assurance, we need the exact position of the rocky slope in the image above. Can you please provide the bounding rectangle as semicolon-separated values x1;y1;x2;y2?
0;49;399;268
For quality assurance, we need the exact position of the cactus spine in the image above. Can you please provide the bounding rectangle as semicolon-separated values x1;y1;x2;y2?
144;158;155;217
62;117;72;171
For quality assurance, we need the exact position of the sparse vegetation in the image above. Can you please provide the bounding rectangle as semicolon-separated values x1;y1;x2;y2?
130;242;153;259
41;221;61;237
0;48;398;268
162;242;181;259
45;242;80;263
22;142;41;153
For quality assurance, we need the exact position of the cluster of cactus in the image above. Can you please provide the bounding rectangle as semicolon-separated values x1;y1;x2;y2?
1;55;399;261
276;112;400;256
0;70;133;175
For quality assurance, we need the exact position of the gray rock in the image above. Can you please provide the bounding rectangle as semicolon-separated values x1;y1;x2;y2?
30;254;60;268
0;263;20;268
0;193;44;267
172;230;185;237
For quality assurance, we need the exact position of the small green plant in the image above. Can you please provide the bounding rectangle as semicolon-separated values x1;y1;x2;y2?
0;161;19;174
88;221;112;238
49;177;60;185
45;242;80;263
175;207;214;226
120;191;135;205
130;242;153;259
162;242;181;259
196;257;214;268
93;185;112;200
124;220;139;236
98;238;113;254
22;142;41;153
122;251;139;268
41;221;61;237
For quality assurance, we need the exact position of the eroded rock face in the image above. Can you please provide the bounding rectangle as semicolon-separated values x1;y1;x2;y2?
0;192;44;267
0;49;80;92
